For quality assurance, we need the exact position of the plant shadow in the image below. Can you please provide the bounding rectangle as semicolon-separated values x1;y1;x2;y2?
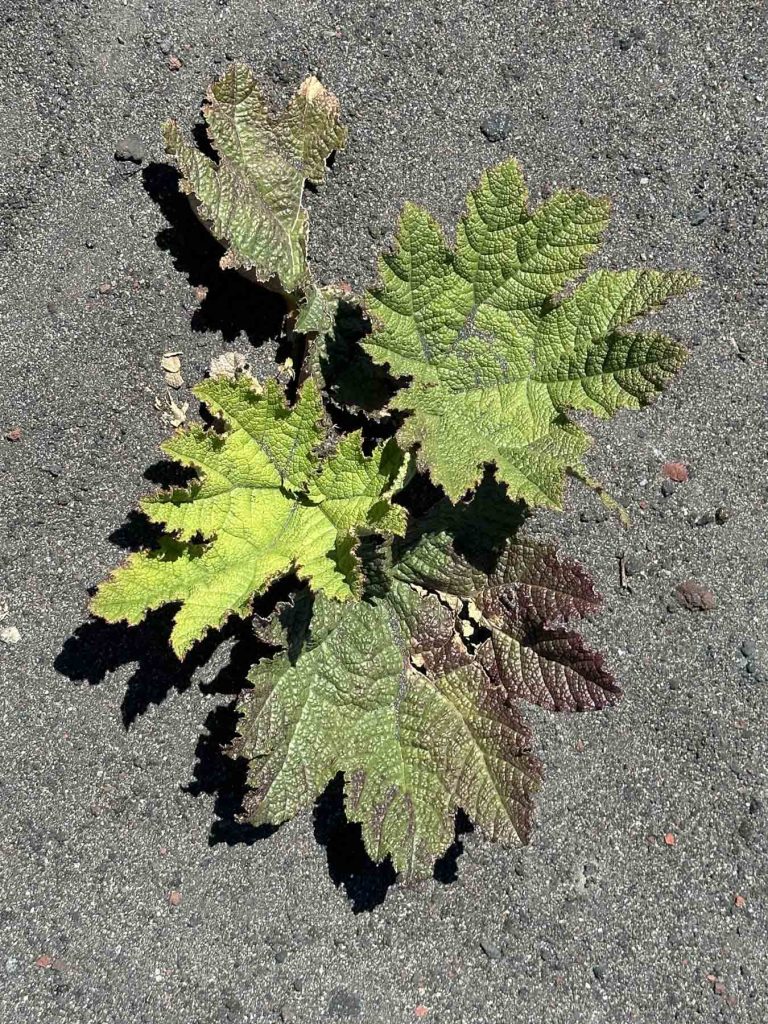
54;454;260;727
185;696;278;847
185;712;475;913
58;540;477;910
56;468;505;910
310;774;474;912
54;606;256;728
141;161;286;347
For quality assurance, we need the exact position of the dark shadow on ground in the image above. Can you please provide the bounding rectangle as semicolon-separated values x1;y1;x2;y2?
58;596;476;907
311;774;474;912
141;161;286;346
186;698;278;847
316;300;400;422
187;722;474;911
434;811;475;884
55;610;255;728
312;774;398;912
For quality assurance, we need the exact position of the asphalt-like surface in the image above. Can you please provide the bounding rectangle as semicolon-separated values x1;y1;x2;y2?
1;2;767;1021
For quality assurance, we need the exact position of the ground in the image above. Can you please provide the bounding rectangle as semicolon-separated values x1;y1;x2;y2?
1;1;767;1022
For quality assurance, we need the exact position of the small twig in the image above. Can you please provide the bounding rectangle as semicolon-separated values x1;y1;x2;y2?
617;551;631;592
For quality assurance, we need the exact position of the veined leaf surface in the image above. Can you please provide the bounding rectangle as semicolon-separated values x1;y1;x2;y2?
164;64;347;298
235;519;619;880
365;159;697;504
92;378;405;656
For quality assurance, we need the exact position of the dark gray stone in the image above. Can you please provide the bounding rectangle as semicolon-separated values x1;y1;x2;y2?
327;989;362;1018
480;112;512;142
114;134;147;163
480;937;502;959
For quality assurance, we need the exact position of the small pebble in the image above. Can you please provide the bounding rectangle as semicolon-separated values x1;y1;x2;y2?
0;626;21;645
161;353;182;374
661;461;689;482
738;819;754;842
480;937;502;959
674;581;716;612
480;112;512;143
688;207;709;226
741;640;757;659
114;134;147;164
661;479;675;497
693;510;716;526
327;988;362;1018
623;553;644;577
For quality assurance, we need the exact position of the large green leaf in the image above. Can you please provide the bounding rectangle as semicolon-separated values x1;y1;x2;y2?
164;64;347;297
364;159;697;505
92;378;405;656
234;525;619;880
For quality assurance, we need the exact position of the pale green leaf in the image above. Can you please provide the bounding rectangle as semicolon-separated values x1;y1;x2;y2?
92;378;405;656
364;159;697;505
237;582;541;880
235;521;618;880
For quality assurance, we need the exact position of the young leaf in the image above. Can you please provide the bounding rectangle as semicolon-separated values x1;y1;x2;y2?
364;159;698;505
163;64;347;298
234;529;618;880
92;378;406;657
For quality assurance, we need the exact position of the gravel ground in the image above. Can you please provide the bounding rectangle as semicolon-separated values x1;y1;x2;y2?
1;1;767;1022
